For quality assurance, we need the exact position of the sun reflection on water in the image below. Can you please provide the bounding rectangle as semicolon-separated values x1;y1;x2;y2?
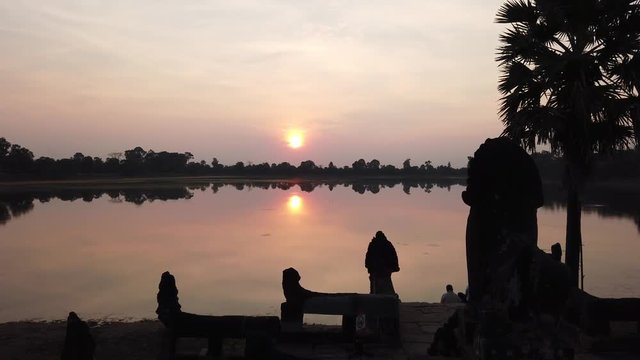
287;194;303;214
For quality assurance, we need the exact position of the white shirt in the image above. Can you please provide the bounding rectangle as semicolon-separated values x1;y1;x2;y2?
440;291;461;304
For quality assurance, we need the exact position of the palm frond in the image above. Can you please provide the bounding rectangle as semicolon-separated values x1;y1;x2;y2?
590;122;634;152
496;0;538;24
497;0;640;158
602;95;637;122
498;61;535;94
497;26;555;64
535;0;570;32
529;21;559;47
501;106;566;152
610;52;640;91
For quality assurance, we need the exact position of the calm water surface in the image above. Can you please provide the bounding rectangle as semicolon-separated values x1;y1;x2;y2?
0;182;639;322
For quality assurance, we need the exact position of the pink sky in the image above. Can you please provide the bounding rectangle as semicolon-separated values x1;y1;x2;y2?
1;1;506;167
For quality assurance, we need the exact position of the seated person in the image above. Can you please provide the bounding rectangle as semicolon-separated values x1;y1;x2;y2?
440;284;461;304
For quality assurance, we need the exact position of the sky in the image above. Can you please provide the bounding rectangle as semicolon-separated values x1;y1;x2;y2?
0;0;507;167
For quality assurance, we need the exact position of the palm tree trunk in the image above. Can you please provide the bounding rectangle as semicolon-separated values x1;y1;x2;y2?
632;103;640;150
565;188;582;287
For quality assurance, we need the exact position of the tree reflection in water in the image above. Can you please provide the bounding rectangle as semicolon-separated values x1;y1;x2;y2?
1;179;639;232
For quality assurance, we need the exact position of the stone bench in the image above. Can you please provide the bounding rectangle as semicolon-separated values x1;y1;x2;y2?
156;271;280;359
304;294;400;317
280;267;400;341
281;294;400;337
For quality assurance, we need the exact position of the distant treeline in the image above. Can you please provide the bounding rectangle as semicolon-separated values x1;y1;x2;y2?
3;137;639;182
531;150;640;181
0;137;465;180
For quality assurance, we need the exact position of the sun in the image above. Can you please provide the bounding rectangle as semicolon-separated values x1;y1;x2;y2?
286;131;304;149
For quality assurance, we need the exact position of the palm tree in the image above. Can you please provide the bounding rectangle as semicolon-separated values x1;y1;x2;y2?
496;0;640;286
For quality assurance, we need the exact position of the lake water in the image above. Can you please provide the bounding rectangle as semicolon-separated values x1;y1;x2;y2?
0;180;639;323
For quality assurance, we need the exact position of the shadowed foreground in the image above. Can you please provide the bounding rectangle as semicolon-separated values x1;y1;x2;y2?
2;303;638;360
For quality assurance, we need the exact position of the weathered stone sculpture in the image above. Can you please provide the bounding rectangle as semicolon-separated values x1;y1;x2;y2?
460;138;574;359
61;312;95;360
437;137;640;358
462;137;545;310
156;271;280;359
281;267;338;328
462;137;574;318
156;271;182;328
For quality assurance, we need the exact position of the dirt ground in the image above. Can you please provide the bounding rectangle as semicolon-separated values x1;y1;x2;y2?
0;320;169;360
0;319;318;360
2;319;638;360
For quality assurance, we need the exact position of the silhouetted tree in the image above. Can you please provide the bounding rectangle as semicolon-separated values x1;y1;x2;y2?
496;0;640;285
232;161;245;173
531;151;564;180
4;144;34;172
0;137;10;171
592;150;640;179
108;152;123;161
125;147;146;163
367;159;381;170
0;137;473;180
298;160;317;172
34;157;56;177
80;156;94;173
352;159;367;172
424;160;434;175
145;151;192;173
381;164;398;175
0;138;10;155
272;162;295;176
104;156;120;173
402;159;411;170
123;147;146;175
326;161;338;176
211;157;223;171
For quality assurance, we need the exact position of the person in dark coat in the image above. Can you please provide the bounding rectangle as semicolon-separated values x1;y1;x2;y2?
365;231;400;295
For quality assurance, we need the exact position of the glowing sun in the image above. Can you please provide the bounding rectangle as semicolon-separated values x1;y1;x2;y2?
286;131;304;149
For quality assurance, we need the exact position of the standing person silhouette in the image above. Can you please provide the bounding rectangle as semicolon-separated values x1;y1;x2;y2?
365;231;400;295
